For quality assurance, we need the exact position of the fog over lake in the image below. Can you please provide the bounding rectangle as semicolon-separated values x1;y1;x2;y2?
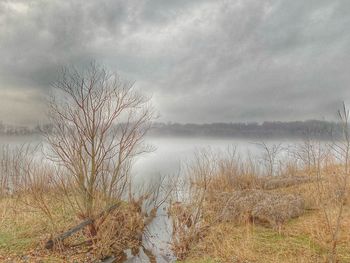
133;137;288;180
0;134;297;178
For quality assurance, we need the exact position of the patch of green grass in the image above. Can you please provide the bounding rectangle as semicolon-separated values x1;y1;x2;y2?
0;232;12;248
291;233;325;254
252;226;326;259
0;225;36;254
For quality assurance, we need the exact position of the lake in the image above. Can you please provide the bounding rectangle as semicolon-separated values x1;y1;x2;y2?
0;135;297;180
132;136;299;181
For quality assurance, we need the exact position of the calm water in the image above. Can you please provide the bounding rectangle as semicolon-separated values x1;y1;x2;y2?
132;136;297;181
0;135;296;179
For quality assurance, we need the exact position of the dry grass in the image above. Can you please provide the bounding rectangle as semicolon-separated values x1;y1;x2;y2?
0;195;157;262
171;148;350;263
0;195;77;262
263;176;315;190
91;198;150;261
227;190;303;228
169;201;209;261
182;206;350;263
205;190;304;229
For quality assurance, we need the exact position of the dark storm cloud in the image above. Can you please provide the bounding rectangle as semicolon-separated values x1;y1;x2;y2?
0;0;349;124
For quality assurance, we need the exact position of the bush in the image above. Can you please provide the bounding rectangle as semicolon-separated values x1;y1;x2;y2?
218;190;304;229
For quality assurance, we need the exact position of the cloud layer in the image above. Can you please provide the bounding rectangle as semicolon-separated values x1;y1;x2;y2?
1;0;350;124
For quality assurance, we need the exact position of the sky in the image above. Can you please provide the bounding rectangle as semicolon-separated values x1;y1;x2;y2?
1;0;350;125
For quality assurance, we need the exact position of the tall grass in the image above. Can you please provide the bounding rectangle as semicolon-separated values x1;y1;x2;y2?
169;143;350;262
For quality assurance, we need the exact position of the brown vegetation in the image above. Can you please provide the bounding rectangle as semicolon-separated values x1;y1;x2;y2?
216;190;304;229
169;138;350;262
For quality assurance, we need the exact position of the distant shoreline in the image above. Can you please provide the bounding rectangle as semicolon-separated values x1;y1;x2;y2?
0;119;343;140
149;120;340;140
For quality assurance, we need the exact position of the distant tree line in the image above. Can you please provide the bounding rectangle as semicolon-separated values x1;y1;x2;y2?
0;122;53;136
0;119;344;139
149;120;342;139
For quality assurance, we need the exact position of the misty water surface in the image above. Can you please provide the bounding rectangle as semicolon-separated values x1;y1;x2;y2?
132;136;298;181
0;135;299;180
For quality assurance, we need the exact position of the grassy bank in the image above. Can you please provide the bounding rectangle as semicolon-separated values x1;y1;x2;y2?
0;194;154;262
0;194;94;262
180;207;350;263
169;146;350;263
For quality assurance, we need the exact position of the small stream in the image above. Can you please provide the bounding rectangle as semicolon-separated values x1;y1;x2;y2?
129;137;300;262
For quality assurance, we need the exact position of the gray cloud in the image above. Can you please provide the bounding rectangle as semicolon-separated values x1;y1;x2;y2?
0;0;350;124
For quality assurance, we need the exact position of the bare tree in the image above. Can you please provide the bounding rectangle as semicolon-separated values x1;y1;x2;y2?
256;142;282;176
45;63;154;220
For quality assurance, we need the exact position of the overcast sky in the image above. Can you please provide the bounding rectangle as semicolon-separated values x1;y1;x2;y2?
1;0;350;125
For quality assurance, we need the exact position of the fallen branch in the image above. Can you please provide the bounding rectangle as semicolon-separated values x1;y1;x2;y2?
263;176;317;190
45;203;120;249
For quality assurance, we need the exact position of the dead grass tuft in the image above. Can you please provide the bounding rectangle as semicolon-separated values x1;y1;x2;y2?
91;199;146;260
213;190;304;229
